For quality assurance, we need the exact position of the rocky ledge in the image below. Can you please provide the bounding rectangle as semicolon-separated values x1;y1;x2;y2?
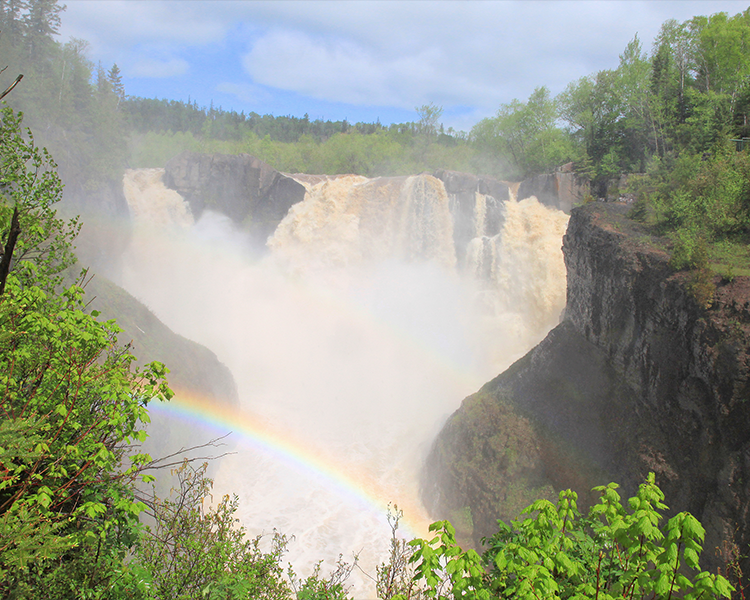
423;201;750;574
163;152;306;244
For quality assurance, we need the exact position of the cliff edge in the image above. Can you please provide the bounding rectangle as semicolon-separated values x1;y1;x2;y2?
423;201;750;573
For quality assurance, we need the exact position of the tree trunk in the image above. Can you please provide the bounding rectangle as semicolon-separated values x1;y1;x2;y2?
0;207;21;296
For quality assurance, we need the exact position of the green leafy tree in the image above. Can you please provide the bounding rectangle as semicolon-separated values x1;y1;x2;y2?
473;87;576;178
0;278;172;598
405;474;733;600
416;103;444;138
135;460;292;600
0;105;79;293
0;104;172;598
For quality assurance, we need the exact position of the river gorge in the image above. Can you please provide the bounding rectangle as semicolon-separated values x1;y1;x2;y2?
84;152;750;595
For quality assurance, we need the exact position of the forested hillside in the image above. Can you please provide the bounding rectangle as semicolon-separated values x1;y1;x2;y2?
3;1;750;194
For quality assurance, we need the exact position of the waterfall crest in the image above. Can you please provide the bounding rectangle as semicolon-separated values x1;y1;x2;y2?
270;174;455;270
123;168;194;228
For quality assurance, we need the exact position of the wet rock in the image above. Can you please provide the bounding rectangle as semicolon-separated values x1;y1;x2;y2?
164;152;306;245
424;202;750;575
518;167;590;212
433;169;509;264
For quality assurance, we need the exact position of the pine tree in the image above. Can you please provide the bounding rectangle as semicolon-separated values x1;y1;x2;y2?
0;0;28;43
107;62;125;104
23;0;63;60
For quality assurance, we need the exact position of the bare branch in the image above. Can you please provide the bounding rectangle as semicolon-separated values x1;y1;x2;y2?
0;74;23;101
137;433;235;472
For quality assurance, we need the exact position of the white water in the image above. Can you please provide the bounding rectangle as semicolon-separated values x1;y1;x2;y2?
117;168;569;597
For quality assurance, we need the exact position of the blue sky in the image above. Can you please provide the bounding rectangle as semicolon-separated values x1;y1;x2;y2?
59;0;750;132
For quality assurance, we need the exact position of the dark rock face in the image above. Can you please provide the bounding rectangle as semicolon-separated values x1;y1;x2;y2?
423;202;750;574
517;164;590;212
61;177;133;275
85;274;238;406
164;152;306;244
433;169;509;265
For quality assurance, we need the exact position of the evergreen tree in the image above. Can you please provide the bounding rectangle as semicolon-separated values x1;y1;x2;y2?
0;0;28;44
107;62;124;105
23;0;63;60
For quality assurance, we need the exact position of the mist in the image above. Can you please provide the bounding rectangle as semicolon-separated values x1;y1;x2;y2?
113;168;568;595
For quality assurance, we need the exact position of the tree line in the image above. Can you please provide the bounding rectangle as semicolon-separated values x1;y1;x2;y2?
4;0;750;196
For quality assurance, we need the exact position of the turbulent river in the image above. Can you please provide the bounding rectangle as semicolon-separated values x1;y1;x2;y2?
117;168;569;596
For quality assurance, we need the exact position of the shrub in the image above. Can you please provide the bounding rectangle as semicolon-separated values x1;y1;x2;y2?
404;474;733;600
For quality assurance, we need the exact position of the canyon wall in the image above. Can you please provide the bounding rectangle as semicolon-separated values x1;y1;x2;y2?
423;201;750;573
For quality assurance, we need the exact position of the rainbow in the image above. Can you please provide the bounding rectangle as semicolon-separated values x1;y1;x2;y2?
148;389;434;539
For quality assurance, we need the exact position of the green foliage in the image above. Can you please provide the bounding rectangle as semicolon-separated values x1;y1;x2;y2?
405;474;733;600
377;505;424;600
671;235;717;308
288;557;354;600
135;460;292;600
472;87;577;179
0;275;173;597
416;103;444;138
640;143;750;282
411;520;489;600
1;2;128;194
127;130;202;169
0;102;173;598
0;105;79;291
129;125;482;178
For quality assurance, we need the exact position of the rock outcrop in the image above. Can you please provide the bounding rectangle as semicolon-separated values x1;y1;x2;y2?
163;152;306;244
61;177;133;275
433;169;510;264
423;201;750;573
85;274;238;406
517;163;590;212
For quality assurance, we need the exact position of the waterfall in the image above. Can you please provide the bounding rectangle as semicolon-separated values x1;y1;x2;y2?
270;174;455;270
117;168;569;596
474;192;487;238
122;167;194;228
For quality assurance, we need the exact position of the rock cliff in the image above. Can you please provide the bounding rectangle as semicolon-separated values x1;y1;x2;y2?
517;162;590;212
60;177;133;275
423;201;750;574
85;274;238;406
433;169;509;264
163;152;306;244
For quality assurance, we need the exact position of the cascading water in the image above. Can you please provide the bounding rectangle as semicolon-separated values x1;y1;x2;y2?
116;168;569;596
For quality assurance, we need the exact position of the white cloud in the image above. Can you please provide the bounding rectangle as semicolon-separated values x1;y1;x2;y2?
242;31;416;108
238;2;661;113
60;0;227;61
130;58;190;78
58;0;750;126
